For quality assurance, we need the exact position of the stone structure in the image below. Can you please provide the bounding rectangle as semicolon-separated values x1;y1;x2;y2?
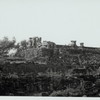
80;43;84;47
41;41;56;49
71;40;77;47
28;37;42;48
24;48;39;59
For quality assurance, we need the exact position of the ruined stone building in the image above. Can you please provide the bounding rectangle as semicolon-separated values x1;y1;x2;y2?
16;37;100;65
41;41;56;49
27;37;42;48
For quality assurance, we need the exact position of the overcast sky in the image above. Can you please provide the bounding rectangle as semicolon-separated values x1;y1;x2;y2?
0;0;100;47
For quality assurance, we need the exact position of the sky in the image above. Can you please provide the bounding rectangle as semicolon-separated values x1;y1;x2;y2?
0;0;100;47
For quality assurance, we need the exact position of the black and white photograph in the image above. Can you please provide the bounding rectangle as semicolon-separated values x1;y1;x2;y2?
0;0;100;98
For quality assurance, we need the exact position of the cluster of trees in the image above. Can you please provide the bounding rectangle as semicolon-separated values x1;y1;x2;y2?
0;37;29;57
0;37;16;56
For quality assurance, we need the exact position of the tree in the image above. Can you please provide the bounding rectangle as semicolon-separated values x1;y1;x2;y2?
20;40;28;49
0;37;16;56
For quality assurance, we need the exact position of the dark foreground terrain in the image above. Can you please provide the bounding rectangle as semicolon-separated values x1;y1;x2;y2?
1;48;100;96
0;64;100;96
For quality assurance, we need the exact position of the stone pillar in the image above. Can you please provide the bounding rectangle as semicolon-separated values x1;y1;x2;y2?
80;43;84;47
71;40;76;47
